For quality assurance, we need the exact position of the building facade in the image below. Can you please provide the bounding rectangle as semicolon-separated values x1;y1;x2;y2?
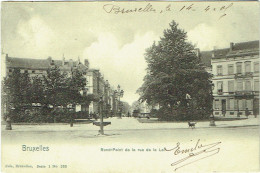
5;54;89;112
86;69;117;117
5;54;122;118
210;41;259;117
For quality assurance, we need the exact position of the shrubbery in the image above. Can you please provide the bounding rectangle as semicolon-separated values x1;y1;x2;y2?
155;107;211;121
5;108;90;123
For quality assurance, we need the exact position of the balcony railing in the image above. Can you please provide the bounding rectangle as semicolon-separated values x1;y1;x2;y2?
235;72;253;78
214;91;259;96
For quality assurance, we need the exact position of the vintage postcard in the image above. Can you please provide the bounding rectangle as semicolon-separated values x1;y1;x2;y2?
1;1;259;173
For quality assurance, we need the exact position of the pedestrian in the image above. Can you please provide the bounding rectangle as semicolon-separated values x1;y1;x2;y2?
93;112;97;120
245;108;250;118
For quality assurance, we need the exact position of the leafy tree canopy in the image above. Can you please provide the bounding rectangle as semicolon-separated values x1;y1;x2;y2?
137;21;213;120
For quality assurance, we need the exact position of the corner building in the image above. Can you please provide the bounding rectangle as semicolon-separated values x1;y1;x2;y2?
211;41;259;117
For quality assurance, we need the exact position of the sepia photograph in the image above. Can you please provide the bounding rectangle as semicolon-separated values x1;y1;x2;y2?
1;1;260;173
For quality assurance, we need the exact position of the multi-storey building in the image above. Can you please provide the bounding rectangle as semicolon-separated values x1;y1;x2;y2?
5;54;89;112
210;41;259;117
4;54;122;118
86;69;116;117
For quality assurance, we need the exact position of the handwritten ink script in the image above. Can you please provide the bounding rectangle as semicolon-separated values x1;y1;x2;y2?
164;139;221;171
103;3;233;19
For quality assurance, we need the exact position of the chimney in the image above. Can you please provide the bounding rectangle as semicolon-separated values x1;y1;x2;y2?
84;59;89;68
78;56;80;64
212;51;215;58
195;48;200;57
47;56;53;64
212;46;217;58
230;42;234;51
69;59;73;67
62;54;65;65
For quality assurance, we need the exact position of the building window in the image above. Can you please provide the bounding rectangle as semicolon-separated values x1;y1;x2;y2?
238;100;244;110
245;80;251;91
254;80;259;91
214;99;220;109
229;98;234;110
246;99;252;109
245;61;251;73
228;64;234;75
32;70;35;73
254;62;259;72
236;62;242;74
237;81;243;91
228;81;234;92
217;65;223;75
217;81;223;94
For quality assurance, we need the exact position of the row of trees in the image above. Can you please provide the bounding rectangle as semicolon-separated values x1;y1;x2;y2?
137;21;213;121
3;65;95;123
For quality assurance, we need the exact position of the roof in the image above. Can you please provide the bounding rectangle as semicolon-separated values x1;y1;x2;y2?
6;56;88;71
212;48;230;59
232;40;259;51
212;40;259;59
6;57;51;69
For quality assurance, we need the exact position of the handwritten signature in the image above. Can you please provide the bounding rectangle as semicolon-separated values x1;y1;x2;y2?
164;139;221;171
103;3;156;14
103;3;233;20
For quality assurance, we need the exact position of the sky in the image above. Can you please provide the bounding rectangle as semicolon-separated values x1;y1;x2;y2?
1;2;259;105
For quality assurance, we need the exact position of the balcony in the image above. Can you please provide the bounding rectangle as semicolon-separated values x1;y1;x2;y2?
235;72;253;79
217;90;223;95
234;91;255;99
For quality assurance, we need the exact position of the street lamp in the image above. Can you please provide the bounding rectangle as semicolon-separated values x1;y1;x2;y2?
92;95;111;135
99;96;104;135
114;85;124;118
5;86;12;130
209;114;216;126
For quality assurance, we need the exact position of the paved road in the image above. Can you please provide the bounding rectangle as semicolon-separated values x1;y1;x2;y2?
1;118;259;173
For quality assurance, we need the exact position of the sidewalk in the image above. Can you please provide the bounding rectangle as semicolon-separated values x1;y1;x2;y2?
1;116;259;132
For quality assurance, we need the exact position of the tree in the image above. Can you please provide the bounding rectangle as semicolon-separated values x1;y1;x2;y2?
31;76;45;105
121;101;131;115
67;67;87;107
43;65;69;122
137;21;213;121
131;100;142;112
3;69;32;122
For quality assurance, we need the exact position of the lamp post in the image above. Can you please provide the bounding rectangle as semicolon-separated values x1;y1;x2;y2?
5;86;12;130
99;96;104;135
186;93;192;117
210;84;216;126
209;114;216;126
115;85;124;118
70;66;74;127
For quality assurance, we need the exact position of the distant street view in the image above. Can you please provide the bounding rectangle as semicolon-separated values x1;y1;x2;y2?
1;2;259;172
2;20;259;130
